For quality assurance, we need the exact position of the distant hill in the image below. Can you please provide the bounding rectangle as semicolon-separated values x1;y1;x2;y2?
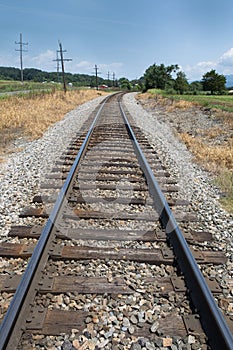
0;66;108;87
225;75;233;88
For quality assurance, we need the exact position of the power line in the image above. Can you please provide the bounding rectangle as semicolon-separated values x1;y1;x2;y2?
15;33;28;83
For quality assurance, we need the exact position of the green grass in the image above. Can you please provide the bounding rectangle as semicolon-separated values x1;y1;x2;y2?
148;89;233;112
0;80;61;93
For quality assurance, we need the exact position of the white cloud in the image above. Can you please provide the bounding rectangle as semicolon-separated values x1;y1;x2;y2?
184;48;233;81
99;63;124;78
196;61;216;69
184;61;216;81
76;60;92;69
71;60;124;77
0;49;125;79
219;48;233;67
99;62;123;72
0;50;57;71
0;53;18;67
27;49;56;71
73;60;93;74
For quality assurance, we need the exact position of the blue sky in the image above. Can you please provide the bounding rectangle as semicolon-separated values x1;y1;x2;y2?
1;0;233;81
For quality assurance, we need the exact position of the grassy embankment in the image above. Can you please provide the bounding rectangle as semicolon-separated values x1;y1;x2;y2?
0;82;109;159
139;89;233;212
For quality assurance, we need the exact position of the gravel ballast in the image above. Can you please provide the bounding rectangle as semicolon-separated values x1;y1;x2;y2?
0;92;232;349
0;95;107;242
123;92;233;306
123;93;233;248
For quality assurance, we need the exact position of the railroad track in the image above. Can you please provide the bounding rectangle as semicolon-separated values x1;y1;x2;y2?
0;92;232;349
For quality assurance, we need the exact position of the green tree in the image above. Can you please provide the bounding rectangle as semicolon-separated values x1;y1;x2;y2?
174;71;189;94
202;70;226;94
144;63;179;91
189;81;203;94
0;66;20;80
130;77;144;91
118;77;131;90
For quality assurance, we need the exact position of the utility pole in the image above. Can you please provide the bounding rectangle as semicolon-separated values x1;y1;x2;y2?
112;72;116;87
57;41;72;93
93;64;101;90
15;33;28;83
107;71;110;87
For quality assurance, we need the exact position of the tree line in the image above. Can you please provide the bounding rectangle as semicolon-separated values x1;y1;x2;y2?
142;63;227;95
0;64;228;94
113;66;227;94
0;67;112;88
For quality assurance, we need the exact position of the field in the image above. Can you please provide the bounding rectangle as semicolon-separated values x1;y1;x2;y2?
0;86;108;159
0;80;56;93
138;90;233;212
148;88;233;112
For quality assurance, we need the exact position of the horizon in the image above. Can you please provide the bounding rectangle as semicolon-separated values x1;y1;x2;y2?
1;65;233;86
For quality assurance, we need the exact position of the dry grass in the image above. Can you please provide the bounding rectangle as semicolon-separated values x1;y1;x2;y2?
195;126;225;140
0;89;108;157
214;110;233;128
204;127;224;139
180;133;233;212
136;92;167;106
179;133;233;171
137;92;233;212
137;92;198;111
165;99;197;111
215;170;233;212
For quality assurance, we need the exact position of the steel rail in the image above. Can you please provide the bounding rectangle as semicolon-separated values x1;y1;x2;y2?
0;94;114;350
1;93;232;349
119;99;233;350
